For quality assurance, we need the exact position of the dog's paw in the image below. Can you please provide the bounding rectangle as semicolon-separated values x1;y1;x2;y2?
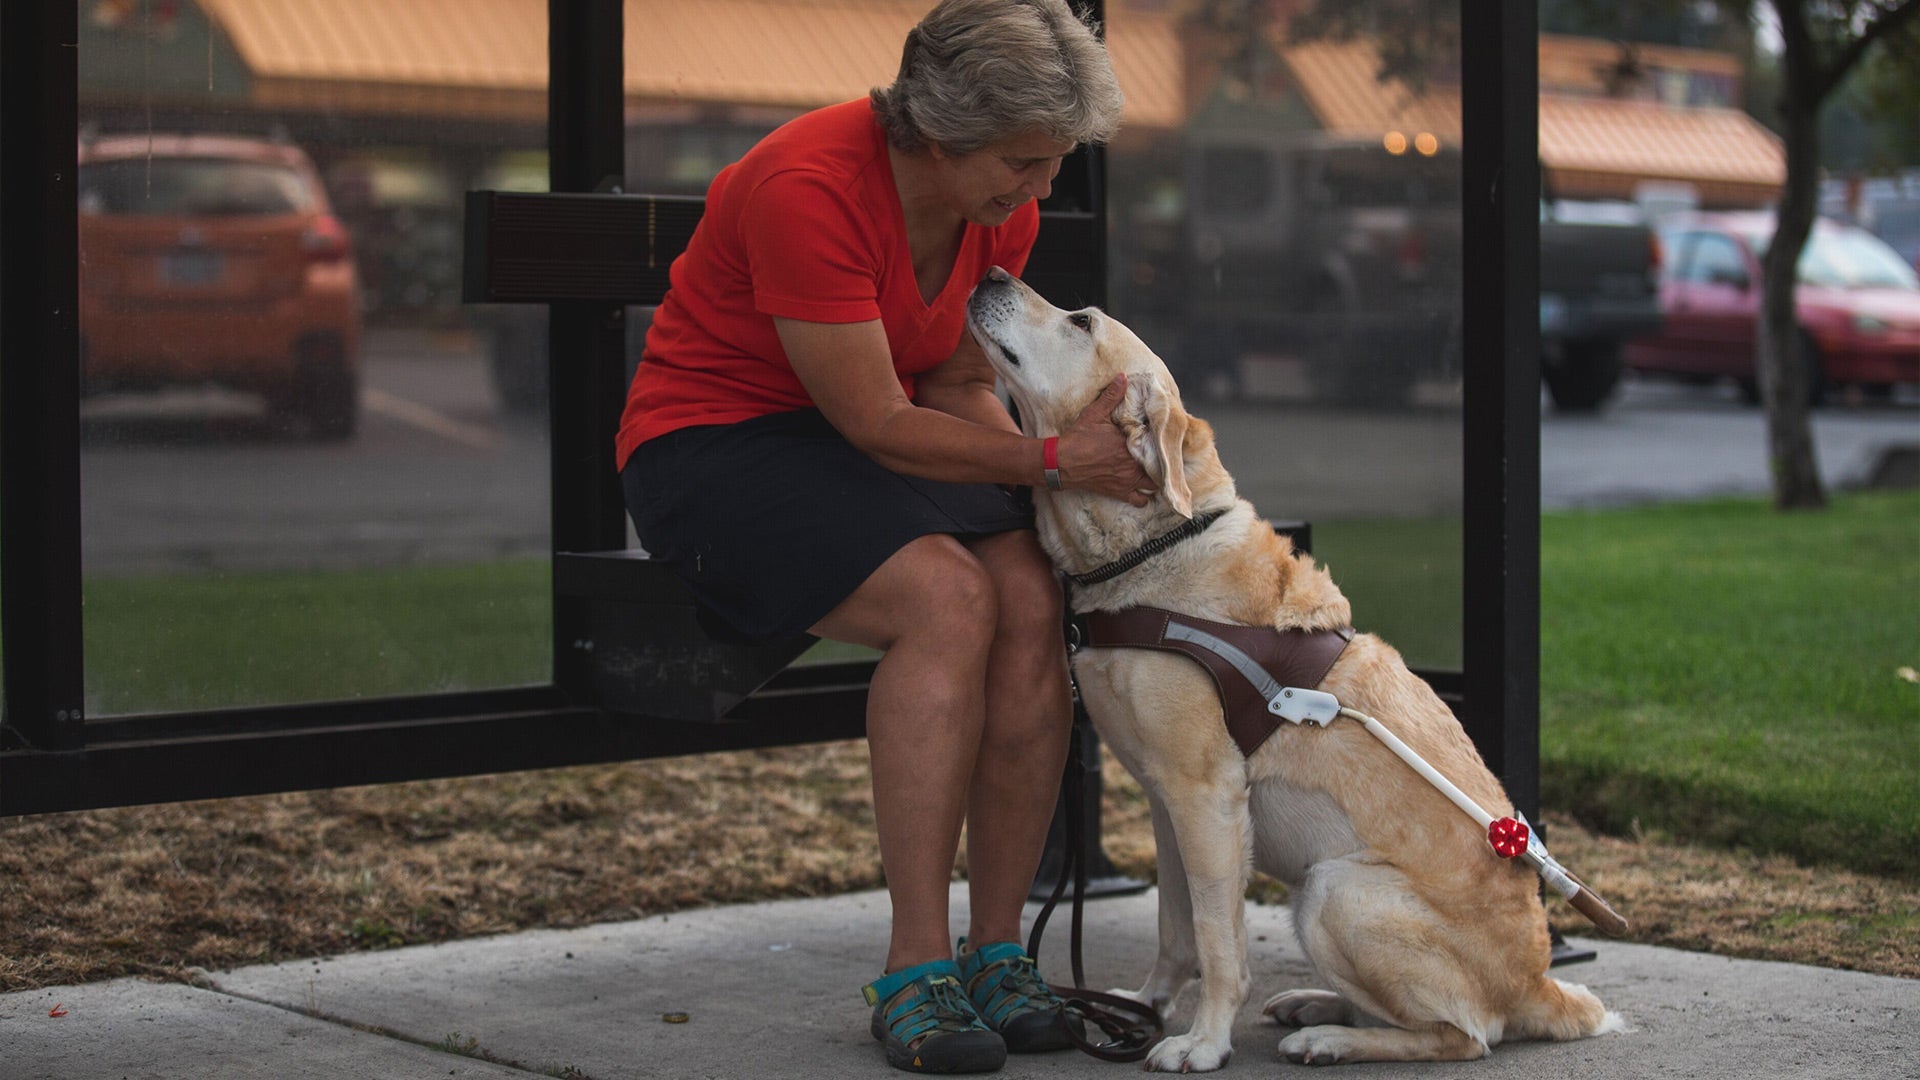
1145;1032;1232;1073
1261;989;1353;1028
1279;1026;1358;1066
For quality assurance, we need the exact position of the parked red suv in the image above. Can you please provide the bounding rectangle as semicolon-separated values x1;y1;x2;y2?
78;133;362;438
1625;211;1920;402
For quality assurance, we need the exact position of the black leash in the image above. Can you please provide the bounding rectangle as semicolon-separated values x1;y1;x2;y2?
1025;706;1165;1063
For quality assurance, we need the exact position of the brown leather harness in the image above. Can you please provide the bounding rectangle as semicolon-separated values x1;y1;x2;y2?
1067;606;1632;939
1072;607;1354;759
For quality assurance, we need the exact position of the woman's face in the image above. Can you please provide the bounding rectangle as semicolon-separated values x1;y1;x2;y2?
931;129;1076;226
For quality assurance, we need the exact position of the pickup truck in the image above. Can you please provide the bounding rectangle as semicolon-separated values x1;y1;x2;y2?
1538;199;1665;411
1171;135;1463;406
1166;139;1664;410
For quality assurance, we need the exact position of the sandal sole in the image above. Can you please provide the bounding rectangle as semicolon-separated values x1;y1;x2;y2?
882;1030;1007;1073
1000;1009;1079;1053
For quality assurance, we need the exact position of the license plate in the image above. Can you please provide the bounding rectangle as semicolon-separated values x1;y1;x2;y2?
161;250;225;285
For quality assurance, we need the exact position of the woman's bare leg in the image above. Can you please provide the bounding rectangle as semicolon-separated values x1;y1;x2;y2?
957;529;1072;949
809;534;1000;972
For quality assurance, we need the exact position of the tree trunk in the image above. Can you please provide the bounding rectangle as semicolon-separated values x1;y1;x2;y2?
1758;1;1828;511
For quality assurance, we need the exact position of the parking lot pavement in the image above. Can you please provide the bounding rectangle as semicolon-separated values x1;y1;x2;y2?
5;885;1915;1079
1538;379;1920;510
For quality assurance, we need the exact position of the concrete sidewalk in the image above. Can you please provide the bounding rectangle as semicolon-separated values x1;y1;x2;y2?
3;884;1913;1079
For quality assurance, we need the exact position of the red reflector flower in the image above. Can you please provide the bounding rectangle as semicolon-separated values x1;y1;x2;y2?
1487;817;1530;859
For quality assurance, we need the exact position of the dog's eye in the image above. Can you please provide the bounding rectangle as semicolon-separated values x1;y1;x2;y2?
1068;312;1093;331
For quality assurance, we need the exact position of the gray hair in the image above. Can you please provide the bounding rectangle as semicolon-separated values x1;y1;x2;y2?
870;0;1124;154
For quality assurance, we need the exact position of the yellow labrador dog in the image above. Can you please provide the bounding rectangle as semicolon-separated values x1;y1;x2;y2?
966;269;1620;1070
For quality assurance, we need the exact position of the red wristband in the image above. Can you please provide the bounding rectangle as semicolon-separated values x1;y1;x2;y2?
1042;436;1064;491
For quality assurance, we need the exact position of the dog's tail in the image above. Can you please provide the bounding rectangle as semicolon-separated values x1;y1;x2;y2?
1507;977;1624;1042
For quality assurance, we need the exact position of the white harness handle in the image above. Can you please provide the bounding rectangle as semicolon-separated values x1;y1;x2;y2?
1273;687;1627;935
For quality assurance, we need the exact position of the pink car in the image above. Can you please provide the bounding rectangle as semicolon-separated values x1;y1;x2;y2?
1626;211;1920;402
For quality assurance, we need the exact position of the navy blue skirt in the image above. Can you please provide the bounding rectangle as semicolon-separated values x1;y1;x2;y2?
622;408;1035;640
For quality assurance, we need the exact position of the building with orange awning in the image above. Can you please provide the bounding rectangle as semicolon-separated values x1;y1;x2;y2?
1270;33;1784;209
87;0;1183;135
80;1;1778;209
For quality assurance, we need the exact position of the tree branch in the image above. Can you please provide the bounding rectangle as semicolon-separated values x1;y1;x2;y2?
1814;0;1920;100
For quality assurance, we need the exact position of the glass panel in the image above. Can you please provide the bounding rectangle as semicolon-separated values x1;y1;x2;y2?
78;2;551;715
1108;0;1465;670
603;1;1462;671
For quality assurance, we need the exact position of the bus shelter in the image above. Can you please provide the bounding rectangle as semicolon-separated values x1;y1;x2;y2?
2;1;1539;838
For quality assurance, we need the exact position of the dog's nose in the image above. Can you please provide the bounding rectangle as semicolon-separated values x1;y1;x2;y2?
982;266;1012;285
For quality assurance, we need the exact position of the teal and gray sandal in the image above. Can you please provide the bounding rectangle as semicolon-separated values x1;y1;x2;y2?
957;939;1081;1053
863;959;1007;1073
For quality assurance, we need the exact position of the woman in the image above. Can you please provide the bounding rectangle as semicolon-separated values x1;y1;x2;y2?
615;0;1145;1071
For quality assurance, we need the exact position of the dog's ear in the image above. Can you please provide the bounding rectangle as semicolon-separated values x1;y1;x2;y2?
1122;372;1193;518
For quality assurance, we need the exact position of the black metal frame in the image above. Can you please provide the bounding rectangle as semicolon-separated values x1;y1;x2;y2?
2;0;87;757
1;0;1537;819
1460;0;1543;819
547;0;643;706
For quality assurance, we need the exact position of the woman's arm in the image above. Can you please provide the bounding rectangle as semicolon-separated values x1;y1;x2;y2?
775;316;1150;503
913;326;1021;434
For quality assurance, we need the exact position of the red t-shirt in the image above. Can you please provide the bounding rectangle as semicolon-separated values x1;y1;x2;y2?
614;99;1040;468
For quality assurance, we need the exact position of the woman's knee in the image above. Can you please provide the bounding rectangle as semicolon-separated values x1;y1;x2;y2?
982;534;1065;648
919;539;999;618
811;535;997;650
884;536;1001;644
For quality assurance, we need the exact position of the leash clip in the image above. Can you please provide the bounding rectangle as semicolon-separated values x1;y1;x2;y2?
1054;988;1165;1063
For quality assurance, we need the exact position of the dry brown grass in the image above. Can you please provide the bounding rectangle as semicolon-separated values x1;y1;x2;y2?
3;741;1914;993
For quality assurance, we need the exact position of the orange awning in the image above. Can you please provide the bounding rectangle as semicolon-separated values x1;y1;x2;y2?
1537;32;1741;97
1539;94;1783;206
197;0;548;122
1276;36;1784;208
1280;40;1463;145
195;0;1183;131
620;0;1182;129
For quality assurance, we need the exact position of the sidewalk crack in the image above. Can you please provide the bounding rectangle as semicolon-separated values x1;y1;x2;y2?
191;973;602;1080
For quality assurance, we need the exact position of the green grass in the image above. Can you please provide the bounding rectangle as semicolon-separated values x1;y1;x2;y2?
1540;491;1920;879
64;517;1468;713
52;493;1920;880
1314;518;1463;670
82;560;552;715
798;517;1467;669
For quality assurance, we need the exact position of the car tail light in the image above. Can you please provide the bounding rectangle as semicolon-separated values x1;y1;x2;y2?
1647;231;1664;278
302;214;352;262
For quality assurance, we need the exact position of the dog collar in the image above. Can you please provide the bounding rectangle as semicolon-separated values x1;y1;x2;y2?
1066;508;1229;587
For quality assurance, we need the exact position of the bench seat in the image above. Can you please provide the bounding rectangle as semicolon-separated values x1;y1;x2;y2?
555;550;818;723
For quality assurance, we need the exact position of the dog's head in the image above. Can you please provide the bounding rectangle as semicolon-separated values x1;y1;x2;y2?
966;267;1195;518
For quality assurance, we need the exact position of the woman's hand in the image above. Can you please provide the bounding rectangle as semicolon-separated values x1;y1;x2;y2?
1055;373;1156;507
